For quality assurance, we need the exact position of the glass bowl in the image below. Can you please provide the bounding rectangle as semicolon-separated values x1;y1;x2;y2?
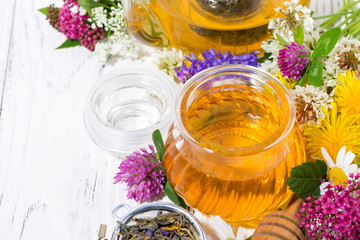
84;64;178;154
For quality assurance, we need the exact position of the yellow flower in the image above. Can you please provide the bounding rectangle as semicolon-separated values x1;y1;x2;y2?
335;70;360;119
303;102;360;160
321;146;358;186
275;71;296;89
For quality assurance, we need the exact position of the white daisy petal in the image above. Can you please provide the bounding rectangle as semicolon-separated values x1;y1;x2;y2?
342;151;355;169
194;210;236;240
209;216;236;239
344;164;359;176
321;147;335;168
236;227;245;240
336;146;347;167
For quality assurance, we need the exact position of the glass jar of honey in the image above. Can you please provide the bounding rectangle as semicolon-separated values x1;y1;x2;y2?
122;0;311;54
163;65;306;227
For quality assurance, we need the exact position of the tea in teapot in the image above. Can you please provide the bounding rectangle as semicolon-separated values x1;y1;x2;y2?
123;0;310;54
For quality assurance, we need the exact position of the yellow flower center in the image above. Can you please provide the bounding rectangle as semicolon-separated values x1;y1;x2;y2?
328;166;348;186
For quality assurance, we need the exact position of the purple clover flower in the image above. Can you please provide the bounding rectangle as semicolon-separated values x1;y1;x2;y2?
175;49;260;83
277;42;309;81
113;145;165;202
297;172;360;239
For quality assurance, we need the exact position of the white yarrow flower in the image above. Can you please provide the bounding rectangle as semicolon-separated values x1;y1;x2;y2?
79;6;87;15
94;31;139;62
322;36;360;96
69;4;79;14
261;60;280;75
153;48;184;80
91;7;108;29
90;4;139;61
260;38;282;75
268;0;314;42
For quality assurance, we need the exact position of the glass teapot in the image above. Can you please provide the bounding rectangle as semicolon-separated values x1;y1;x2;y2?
122;0;311;54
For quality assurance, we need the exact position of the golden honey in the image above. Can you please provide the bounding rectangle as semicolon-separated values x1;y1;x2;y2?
124;0;311;54
163;65;306;226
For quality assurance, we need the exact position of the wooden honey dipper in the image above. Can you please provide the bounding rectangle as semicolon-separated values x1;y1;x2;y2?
252;198;305;240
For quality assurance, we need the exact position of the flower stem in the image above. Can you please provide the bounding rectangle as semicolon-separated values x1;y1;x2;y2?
348;21;360;37
320;0;360;28
312;11;354;20
341;15;360;32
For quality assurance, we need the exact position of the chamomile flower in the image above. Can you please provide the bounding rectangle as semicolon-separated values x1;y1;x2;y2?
194;211;245;240
321;146;359;187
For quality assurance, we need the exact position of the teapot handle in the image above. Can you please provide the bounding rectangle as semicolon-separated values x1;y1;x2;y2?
112;203;132;221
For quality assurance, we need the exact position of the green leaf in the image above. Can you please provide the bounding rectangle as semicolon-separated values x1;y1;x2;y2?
312;28;341;58
287;160;327;199
56;39;82;49
152;129;187;208
294;26;304;45
38;7;48;15
308;60;323;86
164;181;187;208
257;52;272;64
79;0;99;13
276;34;289;47
264;52;272;60
98;0;114;4
295;66;309;87
152;129;165;161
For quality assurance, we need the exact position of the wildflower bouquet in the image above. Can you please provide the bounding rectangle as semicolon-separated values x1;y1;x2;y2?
287;147;360;239
39;0;139;61
260;1;360;239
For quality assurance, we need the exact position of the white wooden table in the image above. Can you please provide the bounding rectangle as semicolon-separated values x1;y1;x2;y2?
0;0;343;239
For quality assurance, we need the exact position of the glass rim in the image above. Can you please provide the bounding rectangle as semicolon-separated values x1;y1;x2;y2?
90;74;171;135
174;64;296;156
83;64;179;153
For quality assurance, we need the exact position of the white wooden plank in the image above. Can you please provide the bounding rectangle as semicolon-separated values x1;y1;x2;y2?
310;0;343;18
0;0;135;239
0;1;17;112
